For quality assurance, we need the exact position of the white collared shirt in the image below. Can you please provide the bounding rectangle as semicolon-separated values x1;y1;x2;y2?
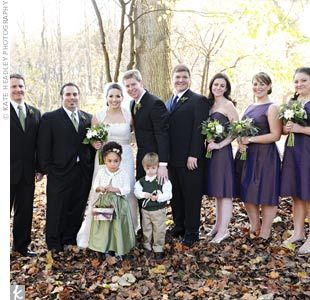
11;100;26;117
135;90;146;106
134;176;173;203
63;106;79;125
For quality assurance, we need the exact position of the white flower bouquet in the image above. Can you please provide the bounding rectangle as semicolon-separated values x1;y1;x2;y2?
83;123;109;164
201;119;227;158
279;100;307;147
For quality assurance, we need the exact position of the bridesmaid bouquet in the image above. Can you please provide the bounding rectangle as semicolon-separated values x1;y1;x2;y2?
83;123;109;164
229;118;259;160
279;100;307;147
201;119;227;158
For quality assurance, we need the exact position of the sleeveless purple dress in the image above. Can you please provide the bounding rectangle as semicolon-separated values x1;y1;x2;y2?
205;112;236;198
281;101;310;201
237;103;281;205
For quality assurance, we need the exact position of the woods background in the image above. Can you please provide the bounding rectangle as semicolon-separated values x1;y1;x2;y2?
11;0;310;116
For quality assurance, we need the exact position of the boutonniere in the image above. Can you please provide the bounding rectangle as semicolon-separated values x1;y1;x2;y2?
180;97;189;103
135;102;142;111
81;114;87;121
29;108;34;115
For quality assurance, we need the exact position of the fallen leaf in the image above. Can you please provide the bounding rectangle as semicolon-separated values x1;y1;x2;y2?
269;271;279;279
45;251;53;271
149;264;166;274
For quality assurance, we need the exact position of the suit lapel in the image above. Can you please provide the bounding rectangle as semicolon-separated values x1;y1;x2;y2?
24;104;33;132
77;111;87;135
10;103;24;132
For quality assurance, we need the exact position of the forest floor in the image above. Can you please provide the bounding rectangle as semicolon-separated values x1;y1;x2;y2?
10;179;310;300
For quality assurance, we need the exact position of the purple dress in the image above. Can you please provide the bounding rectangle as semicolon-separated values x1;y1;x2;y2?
281;101;310;201
237;103;281;205
205;112;236;198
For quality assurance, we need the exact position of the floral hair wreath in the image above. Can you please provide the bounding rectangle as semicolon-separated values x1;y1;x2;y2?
105;148;121;155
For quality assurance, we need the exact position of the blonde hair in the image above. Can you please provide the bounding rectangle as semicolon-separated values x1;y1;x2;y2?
142;152;159;167
122;69;142;82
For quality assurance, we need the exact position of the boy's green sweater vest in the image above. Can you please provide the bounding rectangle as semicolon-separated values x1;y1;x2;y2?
139;177;166;211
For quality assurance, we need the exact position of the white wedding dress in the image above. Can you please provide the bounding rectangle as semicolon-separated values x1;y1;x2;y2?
77;107;139;248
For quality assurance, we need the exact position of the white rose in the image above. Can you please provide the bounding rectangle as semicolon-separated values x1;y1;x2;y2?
86;131;93;139
215;124;223;134
283;109;294;120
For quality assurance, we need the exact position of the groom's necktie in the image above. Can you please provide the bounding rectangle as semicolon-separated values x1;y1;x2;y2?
71;112;79;132
17;105;26;131
170;95;179;112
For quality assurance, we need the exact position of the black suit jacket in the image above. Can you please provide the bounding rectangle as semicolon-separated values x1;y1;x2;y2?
10;103;41;184
131;91;170;165
166;89;210;167
37;107;95;178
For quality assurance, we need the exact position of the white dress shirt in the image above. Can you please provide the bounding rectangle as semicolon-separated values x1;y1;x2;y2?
134;175;172;203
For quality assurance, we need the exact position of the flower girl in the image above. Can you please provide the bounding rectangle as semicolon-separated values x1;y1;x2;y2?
88;141;135;257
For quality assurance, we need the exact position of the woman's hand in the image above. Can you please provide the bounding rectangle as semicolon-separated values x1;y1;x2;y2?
91;140;103;150
207;141;221;151
285;121;303;133
238;143;247;153
240;136;251;145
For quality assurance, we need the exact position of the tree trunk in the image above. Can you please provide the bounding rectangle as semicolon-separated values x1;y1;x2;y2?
134;0;173;101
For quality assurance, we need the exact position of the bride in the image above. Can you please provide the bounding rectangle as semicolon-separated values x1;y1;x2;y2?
77;83;139;248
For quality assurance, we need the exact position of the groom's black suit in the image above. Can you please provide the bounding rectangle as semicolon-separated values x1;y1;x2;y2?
166;89;210;242
131;90;170;179
37;107;94;250
10;103;41;253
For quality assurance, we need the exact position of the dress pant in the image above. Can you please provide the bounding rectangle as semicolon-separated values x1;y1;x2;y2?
46;163;92;250
10;178;35;252
169;164;203;238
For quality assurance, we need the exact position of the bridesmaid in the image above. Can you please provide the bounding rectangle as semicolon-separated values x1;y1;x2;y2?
238;72;282;240
205;73;239;243
281;67;310;255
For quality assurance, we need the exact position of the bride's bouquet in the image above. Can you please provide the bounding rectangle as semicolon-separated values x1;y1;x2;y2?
83;123;109;164
229;118;259;160
279;100;307;147
201;119;227;158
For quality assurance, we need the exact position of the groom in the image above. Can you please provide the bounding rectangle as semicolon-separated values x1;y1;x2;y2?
166;64;211;247
122;69;170;183
37;83;95;253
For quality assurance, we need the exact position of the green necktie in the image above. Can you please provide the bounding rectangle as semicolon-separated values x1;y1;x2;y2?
71;112;78;132
18;105;26;131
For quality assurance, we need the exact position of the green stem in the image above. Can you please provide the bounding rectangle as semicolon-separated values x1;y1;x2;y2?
287;133;294;147
206;150;212;159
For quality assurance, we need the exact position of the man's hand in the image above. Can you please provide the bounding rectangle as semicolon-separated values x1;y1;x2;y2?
157;165;168;185
187;156;197;170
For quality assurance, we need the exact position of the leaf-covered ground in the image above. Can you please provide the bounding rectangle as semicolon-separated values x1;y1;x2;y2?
10;179;310;299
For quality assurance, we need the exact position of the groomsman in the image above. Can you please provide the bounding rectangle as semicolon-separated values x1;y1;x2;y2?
122;69;169;183
166;64;211;247
37;83;95;253
10;73;42;257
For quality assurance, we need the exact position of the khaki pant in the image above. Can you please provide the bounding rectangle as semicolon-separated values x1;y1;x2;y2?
141;208;166;252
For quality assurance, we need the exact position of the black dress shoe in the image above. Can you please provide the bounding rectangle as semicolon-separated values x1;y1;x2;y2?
181;237;199;248
170;227;185;238
18;250;37;257
154;252;164;260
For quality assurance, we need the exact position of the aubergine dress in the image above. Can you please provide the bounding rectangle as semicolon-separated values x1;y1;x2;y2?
281;101;310;201
237;103;281;205
205;112;236;198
